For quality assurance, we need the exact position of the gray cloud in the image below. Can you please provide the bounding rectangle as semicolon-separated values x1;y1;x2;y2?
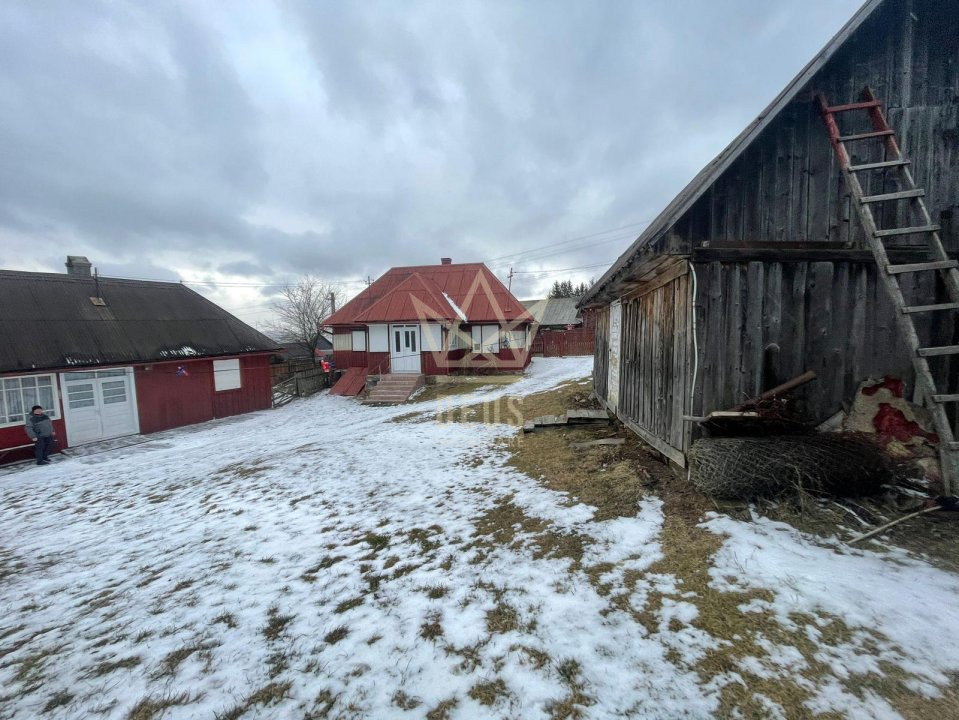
0;0;863;314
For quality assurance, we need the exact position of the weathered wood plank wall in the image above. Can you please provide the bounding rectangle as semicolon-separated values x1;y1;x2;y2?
618;273;692;457
692;259;957;424
592;306;609;402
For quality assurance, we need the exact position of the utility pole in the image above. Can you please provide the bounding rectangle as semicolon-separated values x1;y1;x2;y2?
507;266;514;294
329;291;336;314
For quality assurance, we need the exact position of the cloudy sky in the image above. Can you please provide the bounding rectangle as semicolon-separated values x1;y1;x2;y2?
0;0;863;328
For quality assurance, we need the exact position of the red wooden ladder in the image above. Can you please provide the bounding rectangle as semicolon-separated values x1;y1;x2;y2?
818;87;959;494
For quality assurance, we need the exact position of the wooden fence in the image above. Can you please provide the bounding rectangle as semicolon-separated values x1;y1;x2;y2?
271;364;330;407
531;328;595;357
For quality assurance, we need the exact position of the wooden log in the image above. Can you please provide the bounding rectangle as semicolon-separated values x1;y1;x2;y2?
733;370;818;410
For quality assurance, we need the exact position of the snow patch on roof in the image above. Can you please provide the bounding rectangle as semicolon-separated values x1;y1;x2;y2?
442;291;467;323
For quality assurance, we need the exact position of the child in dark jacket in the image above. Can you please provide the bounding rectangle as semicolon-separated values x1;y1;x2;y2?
24;405;55;465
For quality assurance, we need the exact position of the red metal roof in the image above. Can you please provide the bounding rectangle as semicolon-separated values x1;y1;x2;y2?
353;273;455;323
326;263;531;326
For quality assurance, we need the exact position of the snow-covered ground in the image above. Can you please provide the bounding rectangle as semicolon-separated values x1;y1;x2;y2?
1;357;958;719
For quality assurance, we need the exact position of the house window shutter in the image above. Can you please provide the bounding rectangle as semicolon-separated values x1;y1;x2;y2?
351;330;367;351
213;358;242;391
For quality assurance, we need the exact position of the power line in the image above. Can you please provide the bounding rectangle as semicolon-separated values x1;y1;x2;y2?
482;219;650;264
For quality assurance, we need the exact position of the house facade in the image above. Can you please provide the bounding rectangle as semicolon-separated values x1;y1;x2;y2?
579;0;959;472
0;257;279;464
325;259;532;376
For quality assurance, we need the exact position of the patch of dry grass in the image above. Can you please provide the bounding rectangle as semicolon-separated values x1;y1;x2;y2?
262;606;294;642
126;691;197;720
323;625;349;644
217;682;292;720
88;655;141;677
425;697;458;720
468;678;509;706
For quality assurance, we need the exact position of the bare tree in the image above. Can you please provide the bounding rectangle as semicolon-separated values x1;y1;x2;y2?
270;275;335;364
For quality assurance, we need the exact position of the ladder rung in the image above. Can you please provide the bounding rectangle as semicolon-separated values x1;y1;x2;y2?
826;100;882;113
931;395;959;403
902;302;959;314
848;159;910;172
838;129;895;142
917;345;959;358
875;224;940;238
887;260;958;274
861;189;924;203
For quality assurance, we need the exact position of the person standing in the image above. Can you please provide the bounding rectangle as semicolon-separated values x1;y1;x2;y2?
24;405;55;465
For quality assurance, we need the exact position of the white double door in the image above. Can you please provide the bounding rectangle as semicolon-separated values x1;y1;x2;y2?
390;324;422;373
61;368;140;445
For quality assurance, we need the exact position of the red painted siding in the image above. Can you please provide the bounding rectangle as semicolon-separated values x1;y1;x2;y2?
211;355;274;420
134;359;215;434
334;350;368;370
366;352;390;374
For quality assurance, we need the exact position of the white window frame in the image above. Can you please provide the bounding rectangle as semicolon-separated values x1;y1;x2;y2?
351;330;367;352
449;325;469;350
501;328;527;350
420;323;443;352
368;324;389;352
471;325;500;353
332;333;352;351
1;373;60;428
213;358;242;392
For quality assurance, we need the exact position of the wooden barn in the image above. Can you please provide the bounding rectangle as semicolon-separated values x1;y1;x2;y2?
324;259;532;398
0;257;279;464
578;0;959;490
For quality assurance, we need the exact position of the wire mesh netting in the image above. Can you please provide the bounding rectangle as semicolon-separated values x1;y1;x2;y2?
688;433;892;500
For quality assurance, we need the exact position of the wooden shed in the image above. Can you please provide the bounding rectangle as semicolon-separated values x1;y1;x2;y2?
579;0;959;486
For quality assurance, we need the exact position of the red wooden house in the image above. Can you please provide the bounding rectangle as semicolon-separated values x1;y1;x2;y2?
325;259;532;388
0;257;279;464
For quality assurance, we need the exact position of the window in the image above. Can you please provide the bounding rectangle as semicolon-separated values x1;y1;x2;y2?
471;325;500;353
1;374;58;427
333;333;352;351
368;324;389;352
448;325;469;350
501;328;527;349
421;323;443;351
351;330;367;351
213;358;242;391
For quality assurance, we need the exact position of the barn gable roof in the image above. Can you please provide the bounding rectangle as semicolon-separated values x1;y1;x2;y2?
0;269;280;373
580;0;884;306
326;262;531;326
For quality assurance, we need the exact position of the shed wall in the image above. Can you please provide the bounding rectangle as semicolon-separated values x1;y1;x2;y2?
691;260;958;426
616;273;692;462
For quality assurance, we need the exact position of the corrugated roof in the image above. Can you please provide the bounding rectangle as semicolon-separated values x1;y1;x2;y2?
327;263;531;326
521;297;582;326
0;270;280;373
580;0;884;306
353;272;457;323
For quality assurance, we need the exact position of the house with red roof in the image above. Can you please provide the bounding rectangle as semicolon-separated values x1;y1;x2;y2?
324;259;532;397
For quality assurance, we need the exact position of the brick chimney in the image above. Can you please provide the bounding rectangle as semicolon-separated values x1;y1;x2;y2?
66;256;92;278
440;257;452;265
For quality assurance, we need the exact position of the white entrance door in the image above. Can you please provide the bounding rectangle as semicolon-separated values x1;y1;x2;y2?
390;324;422;373
607;300;622;412
61;368;139;445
